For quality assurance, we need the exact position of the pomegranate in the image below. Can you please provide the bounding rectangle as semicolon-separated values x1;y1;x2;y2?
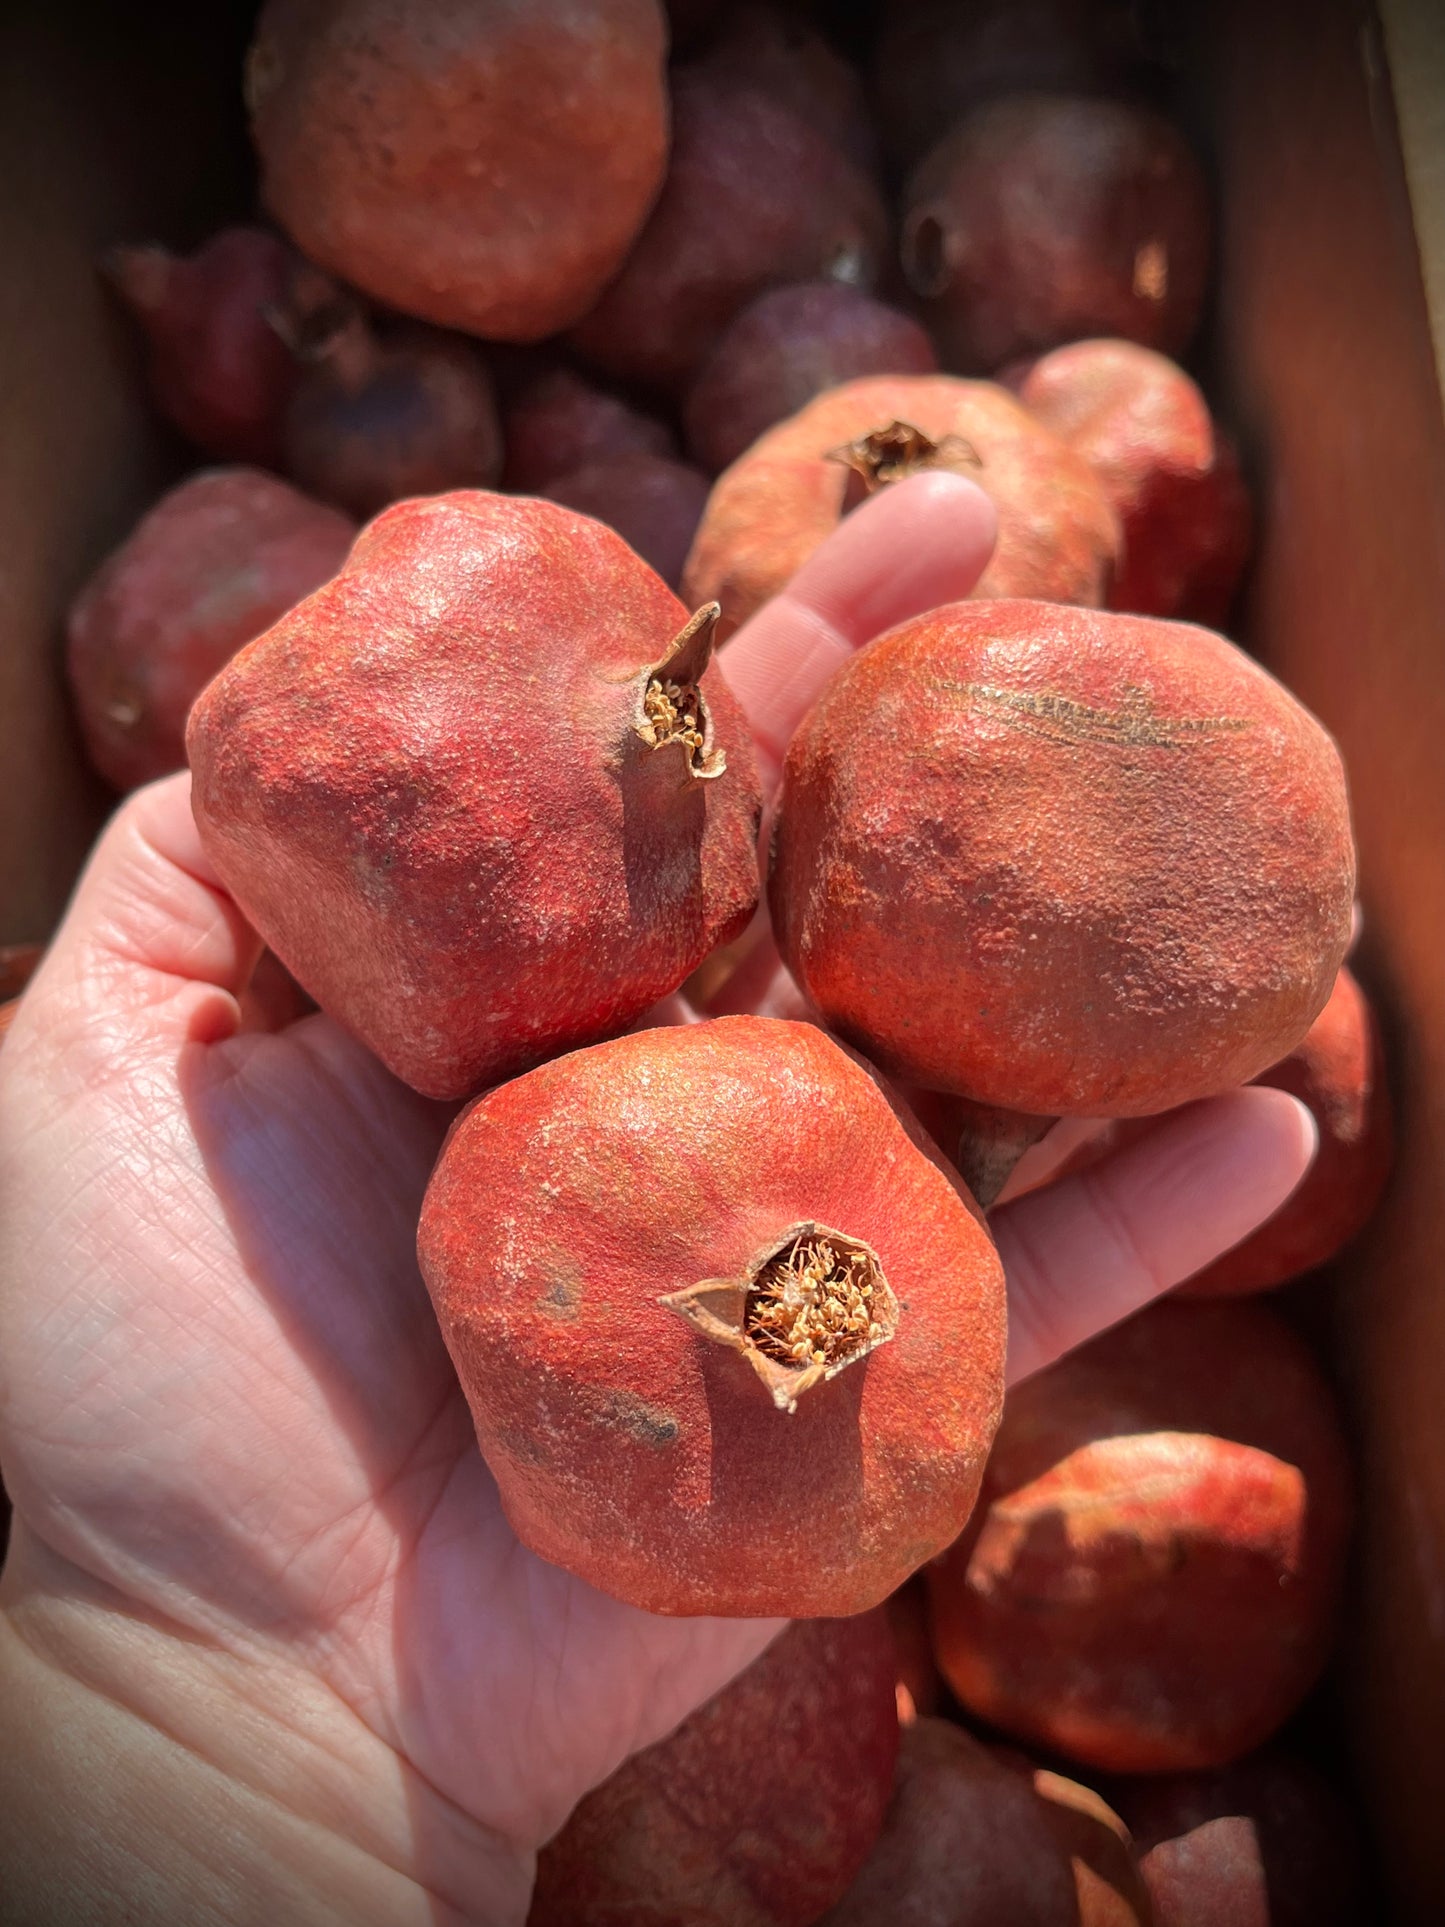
502;367;675;494
568;68;889;394
1182;966;1393;1296
1109;1748;1367;1927
769;599;1354;1123
820;1718;1147;1926
683;375;1120;633
690;3;876;169
187;492;761;1098
102;226;298;464
902;94;1211;370
246;0;670;341
873;0;1144;175
1009;338;1253;624
528;1614;900;1927
67;469;355;792
279;295;503;519
928;1299;1354;1772
544;454;711;591
683;283;940;474
416;1016;1007;1615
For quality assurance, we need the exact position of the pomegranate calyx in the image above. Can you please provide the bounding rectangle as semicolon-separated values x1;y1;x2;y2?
660;1220;899;1414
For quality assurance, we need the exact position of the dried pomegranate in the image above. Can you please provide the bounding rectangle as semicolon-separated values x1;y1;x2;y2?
568;68;889;394
683;375;1120;632
246;0;669;340
67;469;355;792
188;492;761;1098
684;283;939;474
820;1718;1148;1926
902;94;1211;370
873;0;1144;175
502;367;675;493
103;226;297;463
416;1016;1007;1614
279;297;503;519
543;453;710;590
1182;966;1392;1295
528;1614;900;1927
928;1299;1354;1772
769;598;1354;1123
1109;1748;1367;1927
1008;338;1253;624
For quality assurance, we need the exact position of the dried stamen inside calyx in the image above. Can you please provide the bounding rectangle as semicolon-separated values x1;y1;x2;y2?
828;420;981;510
635;601;726;779
660;1222;899;1413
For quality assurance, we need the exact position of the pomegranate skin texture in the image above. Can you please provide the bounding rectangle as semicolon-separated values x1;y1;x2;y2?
416;1017;1007;1617
1108;1749;1366;1927
684;281;940;475
543;453;711;591
567;69;890;395
527;1614;901;1927
1010;338;1253;625
67;469;355;792
769;598;1355;1115
103;226;298;464
502;367;676;493
187;492;761;1099
819;1718;1147;1927
1182;965;1393;1296
282;314;503;519
246;0;669;341
683;375;1121;633
902;94;1211;371
927;1299;1355;1774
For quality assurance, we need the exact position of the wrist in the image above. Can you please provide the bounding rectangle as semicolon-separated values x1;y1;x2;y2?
0;1529;533;1926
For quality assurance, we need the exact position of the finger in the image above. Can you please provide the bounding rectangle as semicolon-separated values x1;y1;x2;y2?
12;772;261;1061
997;1087;1318;1385
719;470;997;791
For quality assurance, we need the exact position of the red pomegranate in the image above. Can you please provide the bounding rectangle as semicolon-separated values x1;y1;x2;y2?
873;0;1145;175
1009;337;1253;624
102;226;298;463
187;492;761;1098
67;468;355;791
568;68;889;394
246;0;670;340
820;1718;1148;1926
689;3;876;169
416;1016;1007;1615
901;94;1211;371
1108;1748;1367;1927
502;367;676;493
683;282;940;474
769;598;1355;1119
1182;966;1393;1295
927;1299;1355;1773
683;375;1121;633
528;1614;901;1927
279;298;503;519
543;453;711;591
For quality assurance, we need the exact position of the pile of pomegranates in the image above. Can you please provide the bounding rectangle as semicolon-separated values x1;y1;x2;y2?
21;1;1393;1919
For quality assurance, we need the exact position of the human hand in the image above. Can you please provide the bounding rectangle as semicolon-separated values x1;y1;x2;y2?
0;477;1315;1924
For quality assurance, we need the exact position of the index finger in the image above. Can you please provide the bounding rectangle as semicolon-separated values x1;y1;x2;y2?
718;470;997;791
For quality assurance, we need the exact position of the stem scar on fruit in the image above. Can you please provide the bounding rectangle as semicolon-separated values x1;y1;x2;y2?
660;1222;900;1414
827;420;982;514
634;601;727;780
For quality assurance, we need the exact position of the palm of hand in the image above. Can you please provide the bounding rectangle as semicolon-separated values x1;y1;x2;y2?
0;479;1313;1921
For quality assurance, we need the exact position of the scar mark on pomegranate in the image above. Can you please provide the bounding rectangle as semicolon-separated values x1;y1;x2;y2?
945;681;1254;749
